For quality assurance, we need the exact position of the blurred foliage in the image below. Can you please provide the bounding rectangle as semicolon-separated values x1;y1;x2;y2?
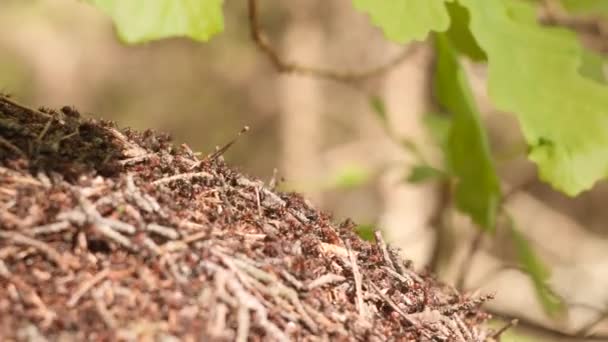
435;33;501;231
354;224;376;241
86;0;224;43
444;1;486;61
559;0;608;16
406;165;447;183
351;0;451;43
510;219;565;315
327;164;374;190
461;0;608;196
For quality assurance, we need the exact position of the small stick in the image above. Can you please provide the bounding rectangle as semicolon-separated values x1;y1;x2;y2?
306;273;346;290
374;230;396;271
491;319;518;339
382;266;414;288
206;126;250;162
345;240;367;319
247;0;420;84
0;231;67;271
147;223;180;240
152;171;213;185
36;116;53;142
368;280;418;327
254;186;262;217
28;221;71;236
93;286;118;329
0;136;26;158
236;305;251;342
67;268;110;307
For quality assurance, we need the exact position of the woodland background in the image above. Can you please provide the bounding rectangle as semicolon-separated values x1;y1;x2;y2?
2;0;608;341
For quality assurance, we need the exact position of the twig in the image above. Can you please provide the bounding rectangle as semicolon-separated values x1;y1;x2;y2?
0;95;52;119
36;116;53;143
146;223;180;240
279;269;305;291
306;273;346;290
387;246;410;276
236;305;251;342
382;266;414;288
229;255;319;333
368;281;417;327
0;231;67;271
438;293;495;316
93;285;118;329
0;136;26;158
345;240;367;319
27;221;71;236
206;126;250;162
76;193;135;249
490;319;518;339
374;230;396;271
247;0;420;84
152;171;213;186
67;268;110;307
202;260;290;342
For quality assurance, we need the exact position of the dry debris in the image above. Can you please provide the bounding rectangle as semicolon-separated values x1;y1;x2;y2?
0;96;494;341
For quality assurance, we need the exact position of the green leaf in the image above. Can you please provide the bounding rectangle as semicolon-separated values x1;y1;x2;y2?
87;0;224;43
352;0;453;43
444;2;486;61
370;95;388;124
510;222;564;315
328;164;372;190
434;33;501;230
406;165;447;183
579;49;607;84
460;0;608;196
354;224;375;241
423;113;452;148
559;0;608;17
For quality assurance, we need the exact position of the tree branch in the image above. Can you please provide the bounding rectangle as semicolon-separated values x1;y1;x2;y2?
247;0;420;83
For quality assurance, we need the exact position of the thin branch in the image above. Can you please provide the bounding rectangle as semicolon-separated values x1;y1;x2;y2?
247;0;420;84
345;240;367;319
0;136;26;158
67;268;110;307
0;231;68;271
490;319;518;340
152;171;213;186
0;95;52;120
374;230;396;271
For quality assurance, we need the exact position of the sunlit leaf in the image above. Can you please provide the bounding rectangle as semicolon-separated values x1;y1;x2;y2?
370;95;388;126
559;0;608;17
423;113;452;148
579;49;607;84
510;222;564;315
354;224;375;241
444;2;486;61
352;0;453;43
406;165;447;183
434;33;501;230
87;0;224;43
461;0;608;195
328;164;372;190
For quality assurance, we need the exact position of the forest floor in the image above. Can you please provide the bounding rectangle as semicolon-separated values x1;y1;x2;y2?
0;95;494;341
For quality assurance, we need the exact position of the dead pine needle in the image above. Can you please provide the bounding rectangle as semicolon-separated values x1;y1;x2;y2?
67;269;110;307
206;126;250;162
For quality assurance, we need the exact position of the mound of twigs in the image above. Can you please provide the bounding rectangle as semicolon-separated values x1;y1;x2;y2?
0;95;494;341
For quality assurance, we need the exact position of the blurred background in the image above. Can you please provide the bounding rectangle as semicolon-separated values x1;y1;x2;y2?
2;0;608;341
